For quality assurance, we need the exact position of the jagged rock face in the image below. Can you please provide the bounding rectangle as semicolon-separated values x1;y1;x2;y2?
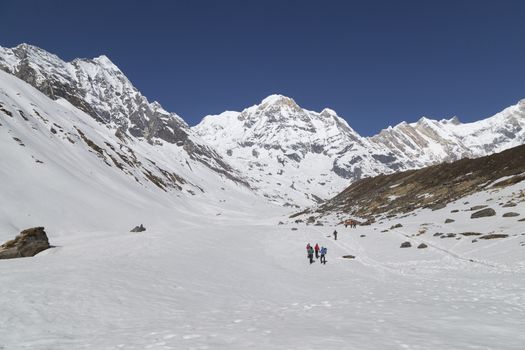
0;44;246;186
0;227;50;259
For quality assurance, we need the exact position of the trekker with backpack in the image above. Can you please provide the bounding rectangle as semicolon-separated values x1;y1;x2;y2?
320;246;327;264
333;230;338;240
307;245;314;264
314;243;320;259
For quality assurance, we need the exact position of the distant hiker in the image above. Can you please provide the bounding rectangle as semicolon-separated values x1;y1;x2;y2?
306;243;311;253
314;243;320;259
333;230;338;240
320;246;327;264
307;246;314;264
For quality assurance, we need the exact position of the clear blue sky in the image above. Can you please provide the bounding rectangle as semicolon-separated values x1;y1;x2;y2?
2;0;524;135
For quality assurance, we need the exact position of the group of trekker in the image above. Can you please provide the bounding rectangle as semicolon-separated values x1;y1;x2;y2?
306;243;327;264
304;223;357;265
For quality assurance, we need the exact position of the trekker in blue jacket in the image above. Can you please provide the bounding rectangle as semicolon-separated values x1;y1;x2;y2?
320;246;327;264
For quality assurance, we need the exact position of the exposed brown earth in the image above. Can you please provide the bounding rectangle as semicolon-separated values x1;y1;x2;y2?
310;144;525;219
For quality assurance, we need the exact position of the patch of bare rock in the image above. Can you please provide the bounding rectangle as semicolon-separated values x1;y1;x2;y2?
0;227;50;259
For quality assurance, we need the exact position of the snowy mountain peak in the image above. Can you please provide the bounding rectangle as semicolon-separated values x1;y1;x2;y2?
92;54;117;69
260;94;295;105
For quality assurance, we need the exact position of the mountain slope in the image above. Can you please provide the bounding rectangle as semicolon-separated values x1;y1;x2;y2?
307;143;525;222
194;95;405;206
0;69;258;234
0;43;245;185
371;100;525;164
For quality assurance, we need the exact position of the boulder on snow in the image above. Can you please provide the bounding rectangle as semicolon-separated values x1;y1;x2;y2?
0;227;50;259
400;241;412;248
502;212;520;217
444;218;455;223
479;234;508;240
130;224;146;233
460;232;482;236
518;218;525;222
291;227;298;231
431;202;446;211
502;202;517;208
470;205;488;211
450;209;459;213
417;243;428;249
342;255;355;259
390;223;403;229
470;208;496;219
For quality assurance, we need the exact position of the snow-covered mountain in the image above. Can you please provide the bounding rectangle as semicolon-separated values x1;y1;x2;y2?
0;67;263;233
0;43;244;184
193;95;405;206
195;95;525;205
371;100;525;164
2;43;524;208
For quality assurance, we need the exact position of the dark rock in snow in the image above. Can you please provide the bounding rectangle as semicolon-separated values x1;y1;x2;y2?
502;202;517;208
460;232;482;236
450;209;459;213
400;241;412;248
470;205;488;211
360;234;366;237
130;224;146;233
431;203;446;211
440;233;456;239
518;218;525;222
390;223;403;229
471;208;496;219
417;243;428;249
445;218;455;223
502;212;520;217
291;228;298;231
480;234;508;240
342;255;355;259
0;227;50;259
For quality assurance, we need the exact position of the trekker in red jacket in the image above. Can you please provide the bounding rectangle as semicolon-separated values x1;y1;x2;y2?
314;243;320;259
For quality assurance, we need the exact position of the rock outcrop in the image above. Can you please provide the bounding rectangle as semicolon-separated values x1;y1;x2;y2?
0;227;50;259
130;224;146;233
471;208;496;219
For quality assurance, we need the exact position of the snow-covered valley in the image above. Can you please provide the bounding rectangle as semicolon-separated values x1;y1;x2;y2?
1;182;524;349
